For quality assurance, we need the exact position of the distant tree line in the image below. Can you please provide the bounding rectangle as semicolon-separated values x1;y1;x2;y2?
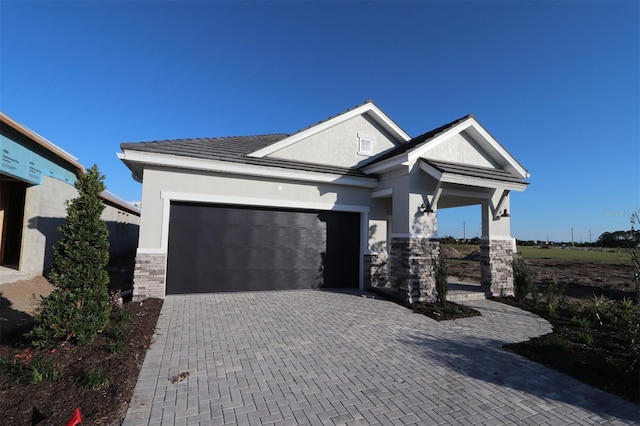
597;230;640;248
438;230;640;248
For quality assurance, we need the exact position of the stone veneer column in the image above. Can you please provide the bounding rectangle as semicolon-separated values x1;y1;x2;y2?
364;252;389;289
133;253;167;300
389;238;439;304
480;239;514;296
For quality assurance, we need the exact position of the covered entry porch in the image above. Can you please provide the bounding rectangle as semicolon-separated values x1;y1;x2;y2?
362;115;529;304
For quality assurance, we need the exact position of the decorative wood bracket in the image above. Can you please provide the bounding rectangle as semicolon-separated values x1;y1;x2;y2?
491;189;510;220
423;182;443;213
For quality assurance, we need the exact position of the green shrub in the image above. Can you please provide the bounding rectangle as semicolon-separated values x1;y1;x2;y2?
571;316;590;329
544;281;565;306
26;356;63;384
0;355;62;384
611;298;638;325
106;309;131;354
530;283;541;305
546;303;556;316
512;256;534;302
0;355;21;376
548;335;570;351
30;165;111;347
576;331;594;346
432;253;449;305
79;366;112;389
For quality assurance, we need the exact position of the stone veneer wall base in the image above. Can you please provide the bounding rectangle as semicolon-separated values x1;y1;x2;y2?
480;239;514;297
389;238;439;304
365;253;389;290
133;253;167;300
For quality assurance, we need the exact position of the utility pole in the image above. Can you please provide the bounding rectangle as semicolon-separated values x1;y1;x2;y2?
571;227;574;247
463;221;466;241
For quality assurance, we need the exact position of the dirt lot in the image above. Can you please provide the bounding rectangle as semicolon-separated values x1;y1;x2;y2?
444;246;637;302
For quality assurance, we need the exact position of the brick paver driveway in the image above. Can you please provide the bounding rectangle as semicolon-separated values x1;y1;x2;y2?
123;291;639;425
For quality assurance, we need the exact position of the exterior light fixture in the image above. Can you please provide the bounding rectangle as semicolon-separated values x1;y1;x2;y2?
418;203;434;214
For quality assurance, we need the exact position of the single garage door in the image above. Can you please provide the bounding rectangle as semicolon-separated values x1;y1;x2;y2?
166;202;360;294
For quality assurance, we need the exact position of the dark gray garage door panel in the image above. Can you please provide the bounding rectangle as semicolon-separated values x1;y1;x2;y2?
166;202;360;294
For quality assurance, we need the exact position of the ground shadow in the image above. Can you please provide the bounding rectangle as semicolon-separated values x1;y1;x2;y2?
0;293;35;343
398;330;639;421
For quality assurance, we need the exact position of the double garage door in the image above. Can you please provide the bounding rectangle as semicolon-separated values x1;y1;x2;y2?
166;202;360;294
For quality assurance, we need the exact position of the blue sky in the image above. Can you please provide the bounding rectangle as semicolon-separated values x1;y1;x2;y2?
1;1;638;242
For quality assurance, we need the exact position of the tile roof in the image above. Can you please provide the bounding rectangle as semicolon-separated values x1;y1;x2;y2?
358;114;473;168
422;159;528;184
120;134;289;160
120;134;370;178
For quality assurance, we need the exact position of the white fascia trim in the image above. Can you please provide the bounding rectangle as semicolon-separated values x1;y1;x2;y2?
160;191;371;213
247;103;411;158
441;174;527;191
361;154;411;175
119;150;379;188
419;161;528;192
371;188;393;198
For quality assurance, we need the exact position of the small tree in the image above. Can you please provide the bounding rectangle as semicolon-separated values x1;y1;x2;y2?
432;252;449;305
30;165;111;346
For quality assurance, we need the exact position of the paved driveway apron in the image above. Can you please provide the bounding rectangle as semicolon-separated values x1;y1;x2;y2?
123;291;639;426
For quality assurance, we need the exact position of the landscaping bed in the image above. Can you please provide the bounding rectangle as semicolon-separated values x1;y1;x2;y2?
494;296;639;404
410;300;481;321
0;298;163;425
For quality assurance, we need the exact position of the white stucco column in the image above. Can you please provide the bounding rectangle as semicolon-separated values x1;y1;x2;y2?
481;190;515;296
388;188;439;303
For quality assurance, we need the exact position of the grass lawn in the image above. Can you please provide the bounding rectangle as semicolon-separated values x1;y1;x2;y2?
517;246;632;264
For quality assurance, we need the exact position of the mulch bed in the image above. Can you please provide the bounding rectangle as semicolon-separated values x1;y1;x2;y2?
0;298;163;425
493;296;639;404
410;300;482;321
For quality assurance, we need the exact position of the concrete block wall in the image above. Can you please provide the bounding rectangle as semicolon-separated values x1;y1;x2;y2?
21;177;77;275
19;176;140;276
480;239;514;296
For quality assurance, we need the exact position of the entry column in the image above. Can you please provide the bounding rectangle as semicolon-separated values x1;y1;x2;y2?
480;191;515;296
388;192;439;303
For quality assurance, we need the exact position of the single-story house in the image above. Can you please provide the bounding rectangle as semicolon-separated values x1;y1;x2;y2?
0;112;141;279
118;100;529;303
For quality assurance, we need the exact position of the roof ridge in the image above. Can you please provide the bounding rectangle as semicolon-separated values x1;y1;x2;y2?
288;99;378;136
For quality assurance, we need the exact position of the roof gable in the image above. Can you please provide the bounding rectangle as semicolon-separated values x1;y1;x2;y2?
247;100;411;162
361;115;529;180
